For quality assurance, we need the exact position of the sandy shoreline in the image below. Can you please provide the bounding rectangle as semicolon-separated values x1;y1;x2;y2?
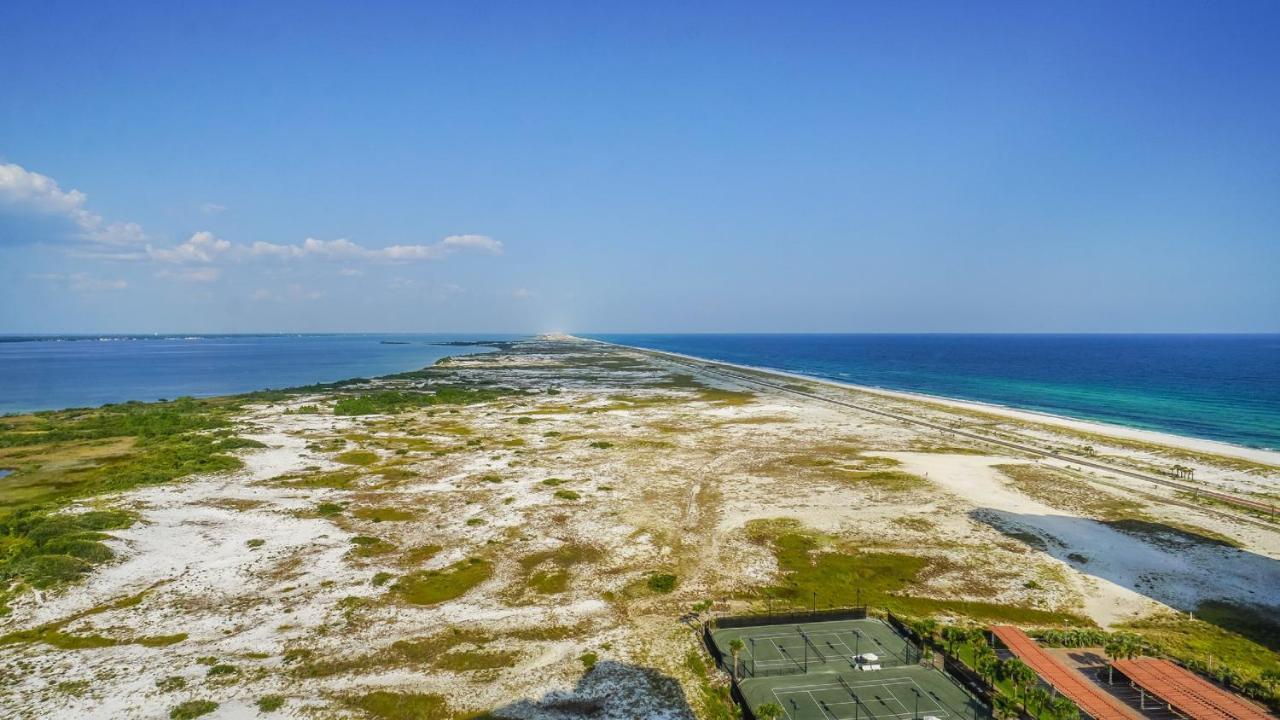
585;338;1280;468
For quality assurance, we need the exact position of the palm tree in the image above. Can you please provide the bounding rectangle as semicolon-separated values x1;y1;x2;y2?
757;703;785;720
1262;669;1280;696
1103;635;1131;684
919;618;940;645
993;694;1020;720
943;626;966;655
976;652;1000;687
1050;696;1079;720
1027;687;1052;717
969;627;990;651
729;638;745;682
1005;658;1037;709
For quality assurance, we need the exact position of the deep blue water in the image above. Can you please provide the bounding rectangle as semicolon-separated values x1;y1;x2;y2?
0;334;512;414
587;334;1280;451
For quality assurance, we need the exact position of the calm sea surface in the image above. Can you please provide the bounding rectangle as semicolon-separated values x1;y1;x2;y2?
588;334;1280;451
0;334;512;414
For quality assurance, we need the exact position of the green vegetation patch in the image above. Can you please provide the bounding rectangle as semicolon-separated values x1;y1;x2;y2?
281;469;360;489
399;544;443;566
0;397;257;608
349;691;453;720
0;397;245;513
393;558;492;605
156;676;186;692
996;464;1143;518
0;508;135;608
747;519;1085;624
334;450;379;466
647;573;678;594
257;695;286;712
352;506;416;522
332;385;520;416
1123;606;1280;673
349;535;397;557
434;649;520;671
137;633;188;647
684;648;739;720
520;544;601;595
837;469;929;492
0;589;160;649
169;700;218;719
698;388;755;405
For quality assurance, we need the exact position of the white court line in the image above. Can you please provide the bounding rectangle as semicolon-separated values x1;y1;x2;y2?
767;677;951;720
749;634;859;666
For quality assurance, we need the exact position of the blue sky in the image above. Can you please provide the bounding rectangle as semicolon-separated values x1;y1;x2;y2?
2;1;1277;333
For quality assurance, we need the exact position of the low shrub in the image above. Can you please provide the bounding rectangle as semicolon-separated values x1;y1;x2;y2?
169;700;218;719
647;573;677;593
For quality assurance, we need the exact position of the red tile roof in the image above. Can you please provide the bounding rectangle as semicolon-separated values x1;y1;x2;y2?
989;625;1135;720
1112;658;1274;720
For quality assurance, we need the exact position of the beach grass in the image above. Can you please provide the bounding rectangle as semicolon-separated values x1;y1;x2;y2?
393;558;492;605
747;519;1087;625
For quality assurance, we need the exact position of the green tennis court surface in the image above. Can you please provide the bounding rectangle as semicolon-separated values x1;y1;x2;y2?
710;618;987;720
713;618;919;676
738;665;988;720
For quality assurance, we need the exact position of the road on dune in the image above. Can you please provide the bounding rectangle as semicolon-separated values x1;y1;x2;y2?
603;342;1279;528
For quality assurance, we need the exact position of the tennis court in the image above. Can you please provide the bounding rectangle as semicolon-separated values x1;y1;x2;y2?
713;618;919;677
738;665;989;720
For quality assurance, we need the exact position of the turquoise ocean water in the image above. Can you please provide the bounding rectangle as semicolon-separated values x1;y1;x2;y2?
588;334;1280;451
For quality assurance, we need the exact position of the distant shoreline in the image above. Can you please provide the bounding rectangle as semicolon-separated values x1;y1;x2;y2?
583;336;1280;467
0;334;512;415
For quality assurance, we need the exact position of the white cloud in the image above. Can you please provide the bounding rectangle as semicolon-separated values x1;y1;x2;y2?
512;288;536;300
1;163;503;293
0;162;147;245
87;221;147;246
251;237;364;260
0;163;87;215
148;231;232;263
250;234;502;262
440;234;503;253
157;267;220;283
